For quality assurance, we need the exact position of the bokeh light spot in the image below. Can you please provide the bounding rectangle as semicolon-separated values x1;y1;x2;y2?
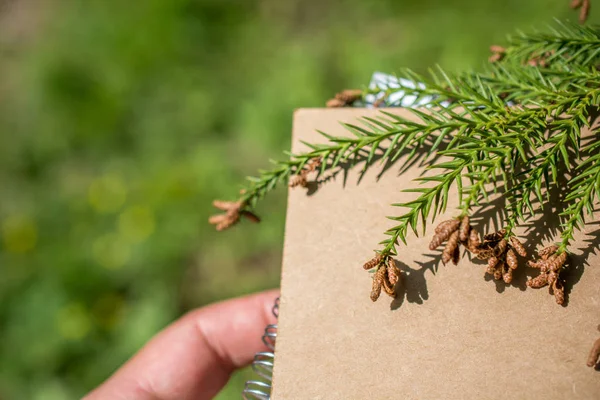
88;174;127;213
92;233;130;270
2;214;38;253
118;205;155;243
56;303;92;340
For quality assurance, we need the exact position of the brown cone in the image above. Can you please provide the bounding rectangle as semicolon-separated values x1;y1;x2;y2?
506;248;518;270
468;227;481;251
527;273;549;288
538;245;559;260
552;279;565;305
459;215;470;242
386;258;401;286
509;237;527;257
335;89;363;104
363;254;384;270
442;231;460;265
587;337;600;368
435;219;460;234
503;270;513;284
370;267;386;302
494;239;508;257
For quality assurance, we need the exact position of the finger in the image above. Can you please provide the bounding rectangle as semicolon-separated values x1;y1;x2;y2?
84;289;279;400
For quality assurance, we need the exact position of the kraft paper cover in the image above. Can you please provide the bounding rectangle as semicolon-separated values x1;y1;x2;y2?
271;108;600;400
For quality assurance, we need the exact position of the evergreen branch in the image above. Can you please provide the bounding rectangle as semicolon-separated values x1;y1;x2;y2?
506;21;600;66
558;135;600;252
379;105;551;255
386;63;600;110
237;114;454;209
504;87;599;234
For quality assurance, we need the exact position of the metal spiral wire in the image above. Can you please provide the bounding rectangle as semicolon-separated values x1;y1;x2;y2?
242;297;279;400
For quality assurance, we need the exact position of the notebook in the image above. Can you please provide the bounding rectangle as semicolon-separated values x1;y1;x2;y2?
268;107;600;399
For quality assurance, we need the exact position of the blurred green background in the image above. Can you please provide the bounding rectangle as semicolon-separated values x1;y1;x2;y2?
0;0;595;399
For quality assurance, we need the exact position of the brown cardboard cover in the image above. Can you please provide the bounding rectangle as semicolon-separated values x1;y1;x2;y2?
271;108;600;400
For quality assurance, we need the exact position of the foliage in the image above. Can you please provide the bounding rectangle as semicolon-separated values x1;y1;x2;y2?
221;21;600;304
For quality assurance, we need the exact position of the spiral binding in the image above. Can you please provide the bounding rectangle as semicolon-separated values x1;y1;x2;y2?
242;297;279;400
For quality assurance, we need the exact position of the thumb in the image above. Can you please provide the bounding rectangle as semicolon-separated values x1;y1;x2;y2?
84;289;279;400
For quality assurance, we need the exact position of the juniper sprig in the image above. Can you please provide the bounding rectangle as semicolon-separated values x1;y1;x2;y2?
212;22;600;309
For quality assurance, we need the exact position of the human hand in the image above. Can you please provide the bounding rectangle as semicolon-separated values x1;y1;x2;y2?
84;289;279;400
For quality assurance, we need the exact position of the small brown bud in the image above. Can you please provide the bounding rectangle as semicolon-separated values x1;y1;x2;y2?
386;258;401;286
467;227;481;251
209;200;244;231
430;219;461;250
382;274;397;298
506;248;518;270
527;273;549;288
442;231;460;265
509;237;527;257
527;259;543;269
503;270;513;284
459;215;470;242
370;267;386;302
552;280;565;305
538;257;553;273
435;219;460;234
587;337;600;368
363;254;384;270
289;174;307;188
493;268;503;281
326;98;345;108
488;256;500;269
429;234;444;250
548;252;567;272
208;214;227;225
538;245;559;260
212;200;241;211
305;157;322;172
488;53;503;63
580;0;590;24
489;45;506;54
494;239;508;257
571;0;583;9
215;213;240;231
547;271;558;286
335;89;363;104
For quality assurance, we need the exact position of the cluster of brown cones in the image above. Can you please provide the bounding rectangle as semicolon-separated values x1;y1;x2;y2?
209;200;260;231
475;230;527;284
429;218;527;284
289;157;322;188
363;214;571;306
488;45;506;63
489;45;554;68
429;216;480;265
526;245;567;305
363;255;401;302
571;0;591;24
587;325;600;368
526;50;557;68
326;89;363;108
